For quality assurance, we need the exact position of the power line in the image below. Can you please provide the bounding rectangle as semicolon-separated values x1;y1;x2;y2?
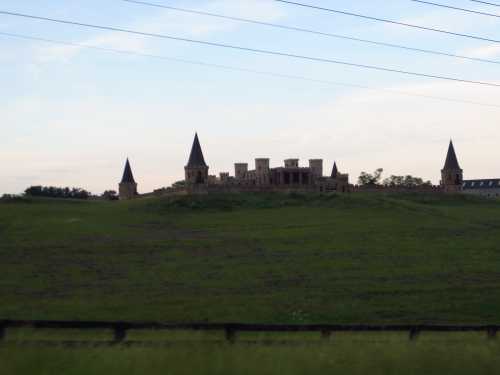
2;31;499;109
0;10;499;88
272;0;500;44
119;0;500;65
409;0;500;18
467;0;500;7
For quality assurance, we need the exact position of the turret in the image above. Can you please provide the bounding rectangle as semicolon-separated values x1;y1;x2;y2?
255;158;270;185
185;133;209;185
119;158;138;200
441;140;463;192
284;159;299;168
235;163;248;180
309;159;323;178
331;162;338;178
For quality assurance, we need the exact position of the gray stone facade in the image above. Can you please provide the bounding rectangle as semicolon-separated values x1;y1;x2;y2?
225;158;349;193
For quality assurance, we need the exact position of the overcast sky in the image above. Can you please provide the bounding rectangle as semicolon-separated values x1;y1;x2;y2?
1;0;499;195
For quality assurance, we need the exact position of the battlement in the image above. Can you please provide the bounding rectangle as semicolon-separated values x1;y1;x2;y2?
284;159;299;168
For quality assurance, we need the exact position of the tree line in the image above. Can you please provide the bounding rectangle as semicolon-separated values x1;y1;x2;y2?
2;186;120;201
358;168;432;187
24;186;92;199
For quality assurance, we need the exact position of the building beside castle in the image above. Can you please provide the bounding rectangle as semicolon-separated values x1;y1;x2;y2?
118;134;499;199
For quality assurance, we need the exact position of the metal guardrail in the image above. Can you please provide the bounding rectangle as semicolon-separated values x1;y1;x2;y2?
0;320;498;344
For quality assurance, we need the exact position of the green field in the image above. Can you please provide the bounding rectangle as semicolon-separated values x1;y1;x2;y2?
1;192;500;323
1;332;499;375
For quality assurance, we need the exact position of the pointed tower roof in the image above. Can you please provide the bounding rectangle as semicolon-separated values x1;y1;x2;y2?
443;140;461;170
186;133;207;167
331;162;338;178
121;158;136;183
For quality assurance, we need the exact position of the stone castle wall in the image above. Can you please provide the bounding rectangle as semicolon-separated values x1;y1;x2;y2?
352;185;444;193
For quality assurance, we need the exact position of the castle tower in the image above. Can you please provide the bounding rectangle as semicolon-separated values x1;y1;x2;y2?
119;158;138;200
185;133;209;185
255;158;270;185
235;163;248;180
441;140;463;192
331;162;338;178
309;159;323;178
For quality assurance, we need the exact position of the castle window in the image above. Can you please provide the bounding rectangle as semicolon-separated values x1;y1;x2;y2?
489;181;494;187
302;172;309;184
471;182;476;187
284;172;290;185
480;181;484;187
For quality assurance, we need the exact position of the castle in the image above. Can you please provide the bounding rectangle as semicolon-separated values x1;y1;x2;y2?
182;133;350;193
118;134;500;199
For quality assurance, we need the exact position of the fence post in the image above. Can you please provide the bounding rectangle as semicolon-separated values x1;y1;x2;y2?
409;328;420;341
321;330;332;340
487;328;497;340
113;325;127;342
225;327;236;343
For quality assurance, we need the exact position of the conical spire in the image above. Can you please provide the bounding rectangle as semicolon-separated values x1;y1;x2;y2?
331;162;338;178
187;133;207;167
121;158;136;183
443;140;461;170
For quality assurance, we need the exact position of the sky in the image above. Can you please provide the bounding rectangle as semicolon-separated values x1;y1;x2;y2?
1;0;500;195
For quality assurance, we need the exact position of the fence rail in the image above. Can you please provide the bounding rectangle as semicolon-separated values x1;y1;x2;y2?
0;320;498;344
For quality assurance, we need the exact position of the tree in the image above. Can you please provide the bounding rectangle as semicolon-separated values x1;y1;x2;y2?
383;175;432;188
25;186;43;196
172;180;186;189
102;190;118;201
358;168;384;186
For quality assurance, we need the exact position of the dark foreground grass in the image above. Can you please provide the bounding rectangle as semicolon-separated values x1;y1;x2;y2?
1;192;500;323
1;334;500;375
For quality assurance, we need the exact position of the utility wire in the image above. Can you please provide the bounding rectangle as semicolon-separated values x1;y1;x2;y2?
120;0;500;65
467;0;500;7
2;31;499;109
272;0;500;44
409;0;500;18
0;10;499;88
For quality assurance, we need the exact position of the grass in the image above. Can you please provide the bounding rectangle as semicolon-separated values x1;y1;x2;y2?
1;192;500;324
1;332;500;375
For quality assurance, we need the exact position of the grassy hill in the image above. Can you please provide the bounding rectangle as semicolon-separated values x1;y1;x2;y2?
1;192;500;324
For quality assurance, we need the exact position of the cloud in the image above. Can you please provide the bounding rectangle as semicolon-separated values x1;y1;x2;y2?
458;44;500;59
31;0;286;64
